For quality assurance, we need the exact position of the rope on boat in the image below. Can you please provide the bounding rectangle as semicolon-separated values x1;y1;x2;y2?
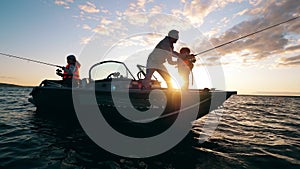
0;52;63;68
195;16;300;56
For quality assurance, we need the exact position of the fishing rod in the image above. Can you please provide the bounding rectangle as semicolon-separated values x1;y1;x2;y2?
0;52;63;68
195;16;300;56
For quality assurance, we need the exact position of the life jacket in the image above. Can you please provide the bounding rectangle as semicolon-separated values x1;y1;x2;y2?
181;55;195;70
63;63;80;80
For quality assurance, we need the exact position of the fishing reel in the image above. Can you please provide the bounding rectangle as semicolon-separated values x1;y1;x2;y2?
189;57;196;63
56;69;62;74
56;68;63;77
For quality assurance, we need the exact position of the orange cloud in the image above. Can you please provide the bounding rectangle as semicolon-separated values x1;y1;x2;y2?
78;2;100;13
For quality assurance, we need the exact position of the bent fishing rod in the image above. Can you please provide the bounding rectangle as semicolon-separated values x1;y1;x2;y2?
0;52;63;68
195;16;300;56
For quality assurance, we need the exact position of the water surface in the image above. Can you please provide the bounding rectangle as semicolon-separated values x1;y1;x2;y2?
0;87;299;168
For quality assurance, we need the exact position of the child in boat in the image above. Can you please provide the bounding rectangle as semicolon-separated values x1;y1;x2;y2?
177;47;196;90
56;55;81;87
40;55;81;88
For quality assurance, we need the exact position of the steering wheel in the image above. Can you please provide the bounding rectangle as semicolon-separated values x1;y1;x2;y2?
106;72;120;79
137;70;145;80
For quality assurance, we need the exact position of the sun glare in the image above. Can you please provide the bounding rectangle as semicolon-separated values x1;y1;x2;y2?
171;74;184;89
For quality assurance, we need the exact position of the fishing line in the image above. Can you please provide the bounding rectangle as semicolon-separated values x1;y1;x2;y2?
195;16;300;56
0;52;62;68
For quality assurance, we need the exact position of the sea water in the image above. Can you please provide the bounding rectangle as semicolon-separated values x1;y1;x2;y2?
0;87;299;169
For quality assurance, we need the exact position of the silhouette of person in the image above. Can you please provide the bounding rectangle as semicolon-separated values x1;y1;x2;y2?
56;54;81;87
177;47;196;90
143;30;180;89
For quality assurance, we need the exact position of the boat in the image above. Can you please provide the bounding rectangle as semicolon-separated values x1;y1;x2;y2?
29;60;236;137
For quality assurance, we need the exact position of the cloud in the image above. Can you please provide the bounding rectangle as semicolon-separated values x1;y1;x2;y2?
125;13;149;26
203;17;229;37
124;0;148;14
149;14;193;32
92;25;111;35
206;0;300;64
285;45;300;52
78;2;100;13
111;33;161;48
194;57;230;67
150;5;163;13
75;0;194;43
177;0;243;26
204;27;221;38
278;61;300;66
82;24;91;30
280;55;300;62
248;0;263;6
277;54;300;67
80;37;92;44
234;9;249;17
122;0;152;26
181;0;214;26
89;13;193;42
54;0;74;9
137;0;147;9
90;18;126;39
287;19;300;34
73;0;299;67
100;18;113;25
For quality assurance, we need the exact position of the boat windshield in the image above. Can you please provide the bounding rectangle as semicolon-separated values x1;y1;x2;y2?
89;61;135;81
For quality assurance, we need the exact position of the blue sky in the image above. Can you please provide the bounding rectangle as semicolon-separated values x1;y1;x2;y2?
0;0;299;95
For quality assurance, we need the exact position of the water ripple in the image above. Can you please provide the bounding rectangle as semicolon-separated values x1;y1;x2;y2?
0;88;300;168
193;95;300;168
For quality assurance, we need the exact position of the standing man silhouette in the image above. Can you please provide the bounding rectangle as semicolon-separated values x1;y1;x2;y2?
143;30;180;89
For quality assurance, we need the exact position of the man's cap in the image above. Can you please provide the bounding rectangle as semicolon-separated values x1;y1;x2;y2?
168;30;179;39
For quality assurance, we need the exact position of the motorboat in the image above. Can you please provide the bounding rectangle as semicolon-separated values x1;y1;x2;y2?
29;60;236;137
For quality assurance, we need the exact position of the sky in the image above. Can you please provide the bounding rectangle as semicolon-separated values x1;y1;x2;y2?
0;0;299;96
